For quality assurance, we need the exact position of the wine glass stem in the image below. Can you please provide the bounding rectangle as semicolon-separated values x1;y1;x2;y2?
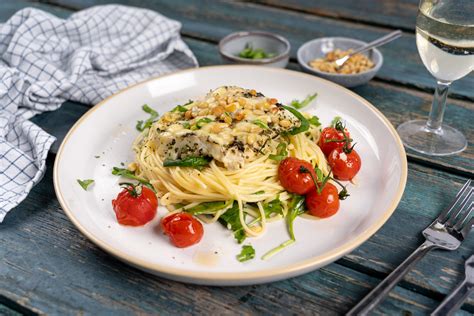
426;80;451;131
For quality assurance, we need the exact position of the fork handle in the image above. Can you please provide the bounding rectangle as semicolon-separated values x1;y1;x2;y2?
347;240;437;315
431;278;473;316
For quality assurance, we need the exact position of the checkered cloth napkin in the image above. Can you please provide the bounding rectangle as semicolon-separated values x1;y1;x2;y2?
0;5;198;222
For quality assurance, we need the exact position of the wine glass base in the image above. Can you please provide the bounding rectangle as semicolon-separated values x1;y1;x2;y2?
397;120;467;156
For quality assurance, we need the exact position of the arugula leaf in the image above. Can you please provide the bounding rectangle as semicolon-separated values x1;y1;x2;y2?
289;93;318;109
263;197;283;218
218;202;246;243
308;115;321;127
331;116;342;127
185;200;232;215
111;167;154;191
163;156;212;169
253;190;265;195
77;179;94;191
238;43;274;59
269;142;288;162
262;195;305;260
287;194;306;241
171;100;193;113
282;105;309;135
136;104;159;131
236;245;255;262
252;119;269;129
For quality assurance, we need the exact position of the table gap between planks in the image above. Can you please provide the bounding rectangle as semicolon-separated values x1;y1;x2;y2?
0;0;472;315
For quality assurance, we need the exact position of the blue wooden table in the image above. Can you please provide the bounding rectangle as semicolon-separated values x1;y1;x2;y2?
1;1;473;315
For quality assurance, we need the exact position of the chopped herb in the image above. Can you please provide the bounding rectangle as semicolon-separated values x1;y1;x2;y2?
289;93;317;109
263;197;283;218
331;116;342;127
282;105;309;135
136;104;159;131
308;115;321;127
77;179;94;191
171;100;193;112
237;245;255;262
94;155;100;158
111;167;154;191
219;202;246;243
238;43;275;59
193;117;213;130
252;119;269;129
182;122;191;129
120;162;125;166
163;156;212;169
253;190;265;195
185;200;232;215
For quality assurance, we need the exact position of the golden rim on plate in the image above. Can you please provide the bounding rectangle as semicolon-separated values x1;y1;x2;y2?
53;65;407;283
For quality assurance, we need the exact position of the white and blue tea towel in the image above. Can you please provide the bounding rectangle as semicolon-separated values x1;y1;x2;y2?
0;5;198;222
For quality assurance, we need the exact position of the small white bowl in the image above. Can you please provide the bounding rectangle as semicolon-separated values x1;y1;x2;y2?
219;31;290;68
297;37;383;87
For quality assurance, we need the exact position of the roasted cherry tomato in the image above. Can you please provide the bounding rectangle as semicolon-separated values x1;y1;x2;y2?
328;148;361;181
112;185;158;226
318;127;351;157
161;213;204;248
278;157;317;195
305;183;340;218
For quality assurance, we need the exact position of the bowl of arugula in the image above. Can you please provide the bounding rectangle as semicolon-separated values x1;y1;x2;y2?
219;31;290;68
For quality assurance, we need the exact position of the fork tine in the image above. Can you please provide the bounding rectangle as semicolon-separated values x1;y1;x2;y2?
459;216;474;240
453;201;474;231
438;180;472;224
446;189;473;227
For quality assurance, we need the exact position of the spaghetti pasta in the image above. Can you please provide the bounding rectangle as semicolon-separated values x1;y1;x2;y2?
132;86;329;240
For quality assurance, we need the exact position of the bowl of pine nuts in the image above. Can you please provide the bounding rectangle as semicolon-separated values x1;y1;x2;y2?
297;37;383;87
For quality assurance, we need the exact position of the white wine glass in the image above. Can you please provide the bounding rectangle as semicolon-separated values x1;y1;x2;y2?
397;0;473;156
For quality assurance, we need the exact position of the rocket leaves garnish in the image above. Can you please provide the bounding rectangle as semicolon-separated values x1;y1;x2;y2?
237;245;255;262
282;105;309;135
136;104;159;132
171;100;193;113
163;156;212;169
289;93;317;109
77;179;94;191
269;142;288;162
111;167;155;192
219;202;246;244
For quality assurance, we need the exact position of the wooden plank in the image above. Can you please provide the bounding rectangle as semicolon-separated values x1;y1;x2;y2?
1;157;471;315
6;1;473;175
44;0;474;101
0;0;70;19
248;0;419;31
0;304;22;316
342;162;474;311
28;61;474;177
1;1;472;314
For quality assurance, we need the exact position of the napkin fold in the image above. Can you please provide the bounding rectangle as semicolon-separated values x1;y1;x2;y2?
0;5;198;222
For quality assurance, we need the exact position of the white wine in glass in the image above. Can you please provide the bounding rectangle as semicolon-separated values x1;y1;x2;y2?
397;0;473;156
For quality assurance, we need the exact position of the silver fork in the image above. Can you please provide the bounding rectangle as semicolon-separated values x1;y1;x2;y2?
432;254;474;315
347;179;473;315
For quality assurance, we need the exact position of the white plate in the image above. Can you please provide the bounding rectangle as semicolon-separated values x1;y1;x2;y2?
54;66;407;285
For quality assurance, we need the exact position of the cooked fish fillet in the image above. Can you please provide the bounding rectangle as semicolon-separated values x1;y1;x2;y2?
144;86;302;170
